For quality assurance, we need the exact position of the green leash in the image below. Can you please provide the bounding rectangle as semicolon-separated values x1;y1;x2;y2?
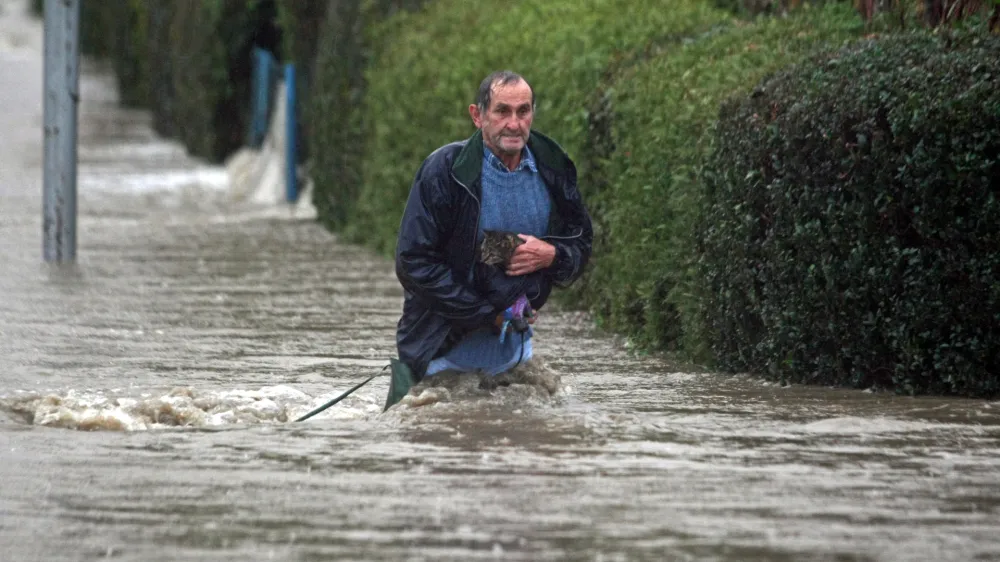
294;365;389;422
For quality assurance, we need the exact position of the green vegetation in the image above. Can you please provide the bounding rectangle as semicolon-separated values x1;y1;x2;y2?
700;31;1000;396
275;0;330;162
585;3;864;361
107;1;149;108
306;0;427;232
167;0;282;162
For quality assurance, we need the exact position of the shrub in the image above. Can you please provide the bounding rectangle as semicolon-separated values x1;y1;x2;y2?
145;1;177;138
167;0;282;163
307;0;426;231
700;31;1000;396
343;0;731;253
584;3;863;361
70;0;115;58
166;0;233;161
107;0;150;108
853;0;1000;30
276;0;330;161
80;1;115;58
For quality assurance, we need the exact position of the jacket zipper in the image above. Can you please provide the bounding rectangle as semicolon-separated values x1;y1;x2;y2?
451;171;481;280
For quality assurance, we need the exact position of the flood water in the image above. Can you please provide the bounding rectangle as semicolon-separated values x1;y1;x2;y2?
2;2;1000;560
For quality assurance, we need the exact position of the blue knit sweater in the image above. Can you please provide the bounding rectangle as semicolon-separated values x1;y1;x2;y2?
425;146;552;376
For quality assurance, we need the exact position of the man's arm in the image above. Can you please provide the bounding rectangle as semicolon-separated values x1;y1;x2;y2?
395;177;498;330
545;179;594;286
544;229;592;287
505;203;593;287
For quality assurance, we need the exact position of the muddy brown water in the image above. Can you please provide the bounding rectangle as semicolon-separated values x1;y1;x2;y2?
2;2;1000;560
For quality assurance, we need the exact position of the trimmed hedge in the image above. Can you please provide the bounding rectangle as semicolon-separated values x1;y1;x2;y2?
276;0;330;162
307;0;426;231
335;0;732;252
168;0;282;163
146;1;176;138
699;31;1000;396
108;0;150;108
583;3;863;361
166;0;233;162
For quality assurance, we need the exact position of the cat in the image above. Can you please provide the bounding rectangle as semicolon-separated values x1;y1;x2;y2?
478;230;525;267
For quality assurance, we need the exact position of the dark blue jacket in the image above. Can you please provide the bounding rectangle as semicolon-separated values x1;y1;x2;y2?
395;130;593;379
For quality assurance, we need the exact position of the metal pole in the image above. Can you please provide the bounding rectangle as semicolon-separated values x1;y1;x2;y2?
284;63;297;204
42;0;80;262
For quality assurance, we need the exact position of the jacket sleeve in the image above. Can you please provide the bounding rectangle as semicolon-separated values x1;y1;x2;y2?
545;184;593;287
395;177;498;330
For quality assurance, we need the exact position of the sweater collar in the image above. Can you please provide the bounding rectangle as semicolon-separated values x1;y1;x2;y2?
451;130;573;187
483;144;538;173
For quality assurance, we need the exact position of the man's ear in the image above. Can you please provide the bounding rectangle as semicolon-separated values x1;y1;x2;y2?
469;104;483;129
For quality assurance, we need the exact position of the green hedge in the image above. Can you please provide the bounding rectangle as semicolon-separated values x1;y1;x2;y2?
307;0;366;230
307;0;426;231
699;31;1000;396
583;3;863;361
80;0;115;58
145;1;177;138
108;0;150;108
168;0;282;163
307;0;731;250
276;0;330;162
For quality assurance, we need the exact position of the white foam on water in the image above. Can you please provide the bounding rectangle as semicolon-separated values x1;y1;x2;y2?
387;358;566;414
0;359;571;431
799;416;956;435
79;142;189;161
80;168;229;193
1;384;383;431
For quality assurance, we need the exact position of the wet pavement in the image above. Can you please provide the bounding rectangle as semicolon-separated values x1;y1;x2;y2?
2;1;1000;560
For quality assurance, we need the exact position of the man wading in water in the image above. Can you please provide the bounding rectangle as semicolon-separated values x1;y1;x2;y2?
385;71;593;408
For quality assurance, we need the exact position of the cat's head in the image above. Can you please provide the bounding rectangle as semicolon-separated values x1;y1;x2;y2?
478;230;525;266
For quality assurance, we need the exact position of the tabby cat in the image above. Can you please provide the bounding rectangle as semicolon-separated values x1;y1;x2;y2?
478;230;525;266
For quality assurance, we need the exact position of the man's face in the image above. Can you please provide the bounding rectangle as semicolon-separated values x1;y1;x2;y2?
471;79;534;157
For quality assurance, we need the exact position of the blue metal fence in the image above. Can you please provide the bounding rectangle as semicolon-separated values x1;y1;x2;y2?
247;48;300;204
248;47;279;149
284;63;298;203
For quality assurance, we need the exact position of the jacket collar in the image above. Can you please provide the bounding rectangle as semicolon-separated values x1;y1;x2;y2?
451;130;574;187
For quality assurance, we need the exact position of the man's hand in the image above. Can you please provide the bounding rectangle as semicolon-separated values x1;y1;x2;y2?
506;235;555;277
